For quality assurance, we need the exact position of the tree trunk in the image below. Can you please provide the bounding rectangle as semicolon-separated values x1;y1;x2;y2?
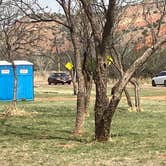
94;47;110;141
72;79;78;96
135;84;141;112
95;38;166;141
11;61;17;108
80;0;166;142
82;51;93;115
85;78;92;114
71;32;86;135
131;79;141;112
74;84;86;134
95;77;125;142
95;88;122;141
124;88;133;108
57;55;61;72
70;70;77;95
84;73;92;115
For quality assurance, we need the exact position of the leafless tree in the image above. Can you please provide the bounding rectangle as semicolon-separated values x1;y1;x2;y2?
0;0;41;108
54;1;88;135
80;0;166;141
109;4;142;112
13;0;92;134
111;0;166;112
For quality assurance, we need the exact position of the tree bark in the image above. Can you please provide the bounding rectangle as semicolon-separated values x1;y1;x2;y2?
71;32;86;135
131;78;141;112
11;61;17;108
74;86;86;134
73;68;85;134
135;83;140;112
95;87;122;141
82;51;93;114
70;70;77;95
57;55;61;72
84;76;92;115
94;47;110;141
72;78;78;96
124;88;133;108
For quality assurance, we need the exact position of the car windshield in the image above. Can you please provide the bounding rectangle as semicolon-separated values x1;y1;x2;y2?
158;71;166;76
51;73;68;77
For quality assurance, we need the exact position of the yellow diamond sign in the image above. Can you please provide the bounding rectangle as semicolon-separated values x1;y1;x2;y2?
106;56;113;65
65;62;73;70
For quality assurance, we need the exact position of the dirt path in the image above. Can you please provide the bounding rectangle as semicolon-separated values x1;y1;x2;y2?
141;96;166;100
35;95;166;102
35;97;77;102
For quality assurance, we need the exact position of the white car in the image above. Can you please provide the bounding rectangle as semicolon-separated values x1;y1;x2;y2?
152;71;166;87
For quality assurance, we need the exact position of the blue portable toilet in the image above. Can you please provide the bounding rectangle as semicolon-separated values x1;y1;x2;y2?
0;61;14;101
14;60;34;101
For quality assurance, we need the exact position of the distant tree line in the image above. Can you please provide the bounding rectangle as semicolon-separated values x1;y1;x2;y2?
109;48;166;79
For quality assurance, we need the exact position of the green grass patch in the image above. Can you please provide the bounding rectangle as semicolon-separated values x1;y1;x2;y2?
0;85;165;165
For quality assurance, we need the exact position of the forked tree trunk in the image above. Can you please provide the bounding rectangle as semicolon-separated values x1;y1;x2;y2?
95;36;166;141
80;0;166;142
112;79;133;109
95;88;122;141
95;78;126;141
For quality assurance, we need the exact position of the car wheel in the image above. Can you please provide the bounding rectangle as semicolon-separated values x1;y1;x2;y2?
68;82;71;85
152;80;156;87
48;82;51;85
164;80;166;87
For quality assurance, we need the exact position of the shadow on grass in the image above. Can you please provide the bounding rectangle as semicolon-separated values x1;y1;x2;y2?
0;122;87;143
111;132;140;138
117;107;128;112
0;121;141;144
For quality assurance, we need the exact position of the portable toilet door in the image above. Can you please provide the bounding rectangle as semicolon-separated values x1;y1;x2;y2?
14;60;34;101
0;61;14;101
